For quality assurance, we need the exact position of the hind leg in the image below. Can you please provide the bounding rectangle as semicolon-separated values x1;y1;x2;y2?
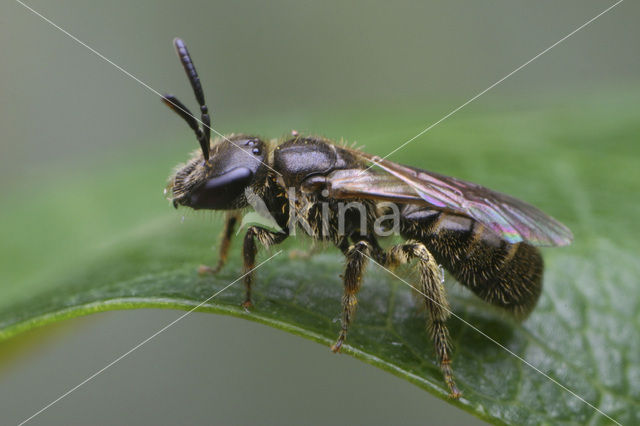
385;240;461;398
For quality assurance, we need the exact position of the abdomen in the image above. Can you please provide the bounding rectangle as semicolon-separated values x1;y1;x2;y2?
399;204;543;318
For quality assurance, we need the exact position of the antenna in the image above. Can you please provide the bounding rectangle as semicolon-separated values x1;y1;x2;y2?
162;38;211;161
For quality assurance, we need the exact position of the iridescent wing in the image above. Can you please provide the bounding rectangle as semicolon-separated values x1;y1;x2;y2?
324;149;573;247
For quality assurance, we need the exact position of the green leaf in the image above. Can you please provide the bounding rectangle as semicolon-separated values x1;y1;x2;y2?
1;93;639;425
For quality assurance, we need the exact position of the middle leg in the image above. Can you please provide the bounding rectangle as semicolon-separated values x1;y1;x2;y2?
331;240;371;353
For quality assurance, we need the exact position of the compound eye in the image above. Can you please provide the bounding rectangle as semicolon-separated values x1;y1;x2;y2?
189;167;253;209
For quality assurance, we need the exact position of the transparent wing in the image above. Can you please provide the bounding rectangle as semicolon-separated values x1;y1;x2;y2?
326;149;573;246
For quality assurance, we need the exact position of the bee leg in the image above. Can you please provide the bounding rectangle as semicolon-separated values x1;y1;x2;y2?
242;226;288;309
386;241;461;399
331;240;371;353
199;210;242;275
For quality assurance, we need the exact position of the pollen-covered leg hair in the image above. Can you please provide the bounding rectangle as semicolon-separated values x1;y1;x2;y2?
242;226;288;309
331;240;371;353
385;240;461;398
199;210;242;275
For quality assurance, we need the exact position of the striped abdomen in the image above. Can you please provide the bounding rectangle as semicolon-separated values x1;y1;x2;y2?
399;205;543;318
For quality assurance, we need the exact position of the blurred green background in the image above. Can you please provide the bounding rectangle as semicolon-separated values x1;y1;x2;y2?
0;0;637;424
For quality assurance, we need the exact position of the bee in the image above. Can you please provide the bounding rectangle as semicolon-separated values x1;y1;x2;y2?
163;38;573;398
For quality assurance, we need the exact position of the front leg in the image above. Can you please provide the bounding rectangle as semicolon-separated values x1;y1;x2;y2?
198;210;241;275
242;226;288;308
